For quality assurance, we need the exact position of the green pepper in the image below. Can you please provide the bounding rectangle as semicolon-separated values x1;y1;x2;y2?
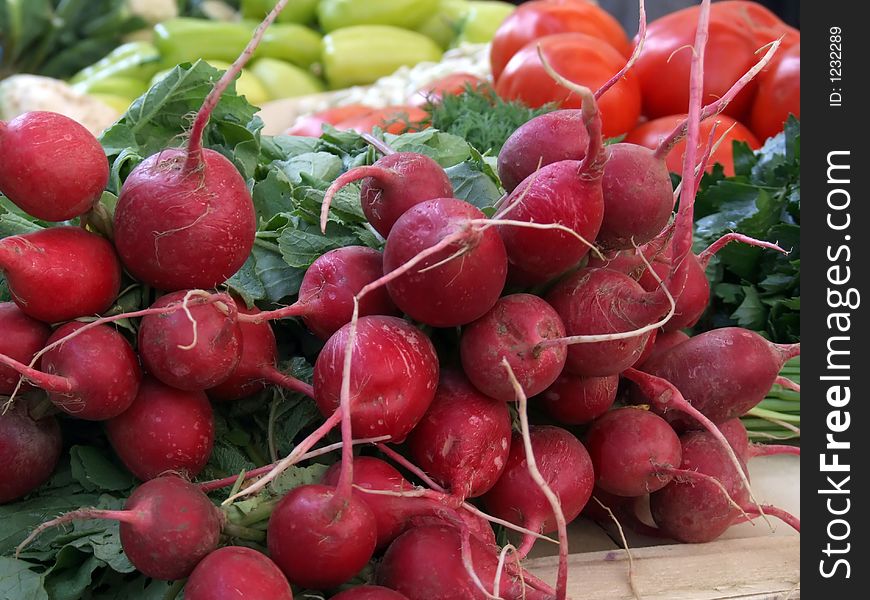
72;76;149;99
69;41;161;85
416;0;470;49
455;1;514;45
240;0;319;24
323;25;443;89
200;60;272;106
89;92;135;114
154;18;322;70
250;58;325;99
317;0;440;33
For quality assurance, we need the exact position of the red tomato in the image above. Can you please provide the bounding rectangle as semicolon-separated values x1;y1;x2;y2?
409;73;487;107
625;114;760;177
495;33;641;139
713;1;800;51
633;6;761;120
749;43;800;142
490;0;630;81
286;104;374;137
335;105;430;135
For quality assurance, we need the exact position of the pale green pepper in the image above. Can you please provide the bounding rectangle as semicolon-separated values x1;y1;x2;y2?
416;0;470;49
250;58;325;99
89;93;136;114
240;0;319;24
318;0;440;33
154;18;322;70
69;42;162;86
322;25;443;89
72;76;149;99
150;59;271;106
455;1;515;45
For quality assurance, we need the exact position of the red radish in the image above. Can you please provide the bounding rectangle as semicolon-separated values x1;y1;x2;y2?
0;303;51;395
636;329;689;368
111;0;298;291
719;418;800;462
208;304;313;402
17;476;222;580
636;327;800;427
267;483;377;589
313;315;438;442
184;546;294;600
482;426;594;554
322;152;453;238
107;376;214;480
332;586;409;600
0;112;109;221
544;267;670;377
538;373;618;425
0;227;122;323
382;198;508;327
321;456;497;550
0;402;62;503
460;294;567;402
377;524;552;600
495;80;605;286
138;291;242;391
497;109;589;193
649;430;750;543
1;322;141;420
407;370;512;498
240;246;399;340
586;407;682;497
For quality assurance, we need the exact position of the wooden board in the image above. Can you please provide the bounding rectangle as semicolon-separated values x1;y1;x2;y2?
525;536;800;600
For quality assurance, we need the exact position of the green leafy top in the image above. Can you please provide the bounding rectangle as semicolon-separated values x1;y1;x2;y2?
692;117;800;342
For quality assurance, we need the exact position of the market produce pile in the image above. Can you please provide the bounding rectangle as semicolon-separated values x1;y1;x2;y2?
0;0;799;598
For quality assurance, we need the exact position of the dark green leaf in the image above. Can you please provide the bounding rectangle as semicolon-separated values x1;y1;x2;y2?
69;447;135;493
0;556;47;600
445;161;502;210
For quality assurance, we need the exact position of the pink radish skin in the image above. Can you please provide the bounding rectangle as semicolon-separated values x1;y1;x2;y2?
585;407;682;497
323;153;453;238
638;242;710;332
719;418;800;462
482;426;594;552
637;327;800;426
0;112;109;221
185;546;293;600
497;109;589;193
0;303;51;394
545;268;670;377
377;524;552;600
267;484;377;590
649;430;750;543
313;315;439;442
598;143;675;250
0;403;62;503
460;294;567;402
107;376;214;480
0;322;141;420
243;246;399;340
332;586;409;600
18;476;222;580
382;198;508;327
407;370;513;498
539;373;618;425
636;329;689;368
0;227;121;323
113;148;256;291
208;304;313;402
138;291;242;391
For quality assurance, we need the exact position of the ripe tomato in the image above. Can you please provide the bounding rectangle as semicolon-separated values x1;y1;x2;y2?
490;0;630;81
335;105;430;135
409;73;487;107
713;1;800;51
633;6;761;120
495;33;641;139
749;43;800;142
286;104;374;137
625;114;760;177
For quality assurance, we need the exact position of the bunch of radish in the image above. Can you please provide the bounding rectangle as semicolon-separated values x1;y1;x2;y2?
1;0;799;598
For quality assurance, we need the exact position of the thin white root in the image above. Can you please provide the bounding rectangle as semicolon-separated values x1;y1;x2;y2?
593;497;641;600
